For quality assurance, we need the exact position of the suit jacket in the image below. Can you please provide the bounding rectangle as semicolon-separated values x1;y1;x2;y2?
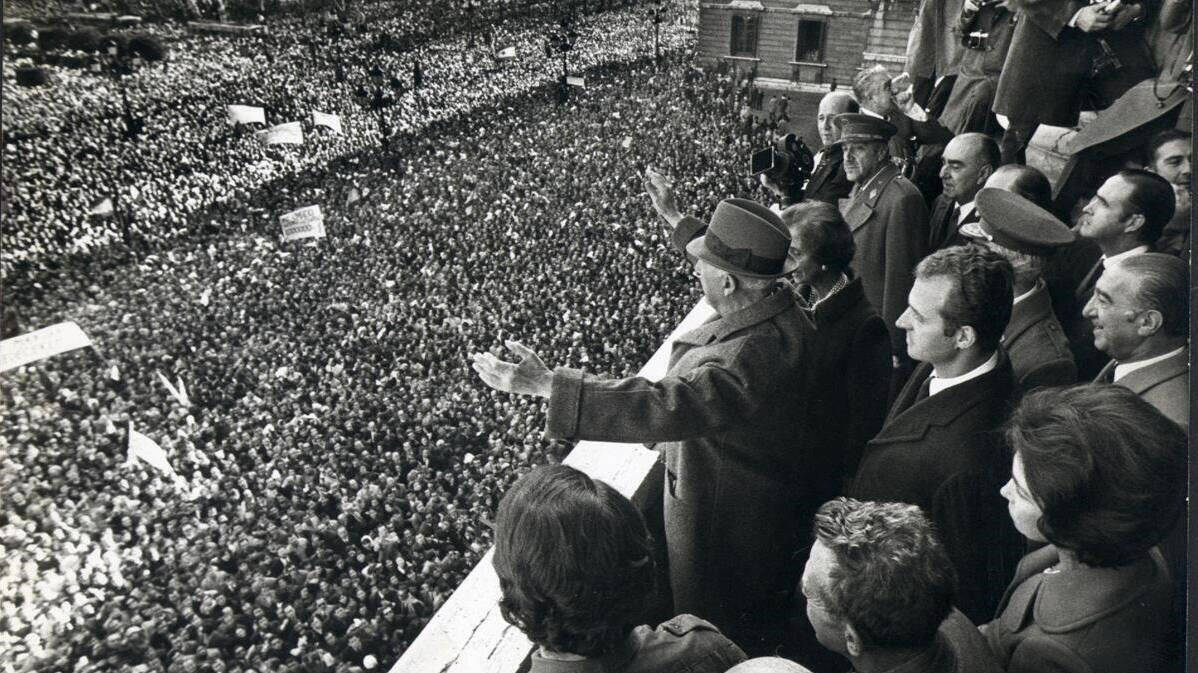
984;546;1175;673
927;194;980;251
1004;283;1077;393
1048;241;1106;381
1095;348;1189;430
804;145;853;205
844;163;930;358
993;0;1155;126
548;216;819;627
802;276;892;488
850;353;1020;624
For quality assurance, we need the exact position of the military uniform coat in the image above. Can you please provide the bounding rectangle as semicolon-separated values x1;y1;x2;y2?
1004;283;1077;393
529;614;746;673
547;216;818;630
1095;348;1189;430
849;353;1020;624
984;546;1175;673
843;162;930;359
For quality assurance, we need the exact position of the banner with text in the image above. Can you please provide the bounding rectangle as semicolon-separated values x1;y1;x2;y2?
227;104;265;126
312;111;343;133
280;205;326;241
0;322;92;372
256;121;304;145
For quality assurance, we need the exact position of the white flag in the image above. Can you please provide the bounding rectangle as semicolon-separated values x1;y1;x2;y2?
227;104;265;126
157;370;190;407
176;377;190;407
0;322;92;373
255;121;304;145
127;424;178;478
312;111;342;133
279;205;326;242
496;46;516;60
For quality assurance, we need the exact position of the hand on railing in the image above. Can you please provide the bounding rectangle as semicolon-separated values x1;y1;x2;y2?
471;340;553;397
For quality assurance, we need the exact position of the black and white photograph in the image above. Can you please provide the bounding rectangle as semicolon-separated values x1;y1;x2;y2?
0;0;1192;671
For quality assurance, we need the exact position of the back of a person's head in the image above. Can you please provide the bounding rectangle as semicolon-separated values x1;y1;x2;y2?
812;498;955;651
492;465;655;657
781;201;856;272
1116;169;1176;245
915;245;1014;352
988;165;1053;211
1005;385;1187;567
1113;253;1189;339
728;657;815;673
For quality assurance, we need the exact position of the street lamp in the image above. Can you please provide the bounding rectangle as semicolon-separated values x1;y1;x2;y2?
650;0;665;65
545;14;578;104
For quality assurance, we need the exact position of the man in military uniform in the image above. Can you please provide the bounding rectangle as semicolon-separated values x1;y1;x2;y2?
963;188;1078;392
837;113;930;388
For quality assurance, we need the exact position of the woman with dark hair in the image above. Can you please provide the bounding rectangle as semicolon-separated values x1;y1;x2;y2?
780;201;891;484
986;384;1186;673
492;465;746;673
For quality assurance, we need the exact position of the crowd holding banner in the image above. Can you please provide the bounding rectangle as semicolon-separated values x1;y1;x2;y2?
1;3;777;671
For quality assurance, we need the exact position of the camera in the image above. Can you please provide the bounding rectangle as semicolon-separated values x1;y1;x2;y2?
751;132;815;203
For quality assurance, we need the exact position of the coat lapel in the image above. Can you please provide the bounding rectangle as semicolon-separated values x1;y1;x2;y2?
845;163;900;233
1110;350;1188;395
872;353;1010;445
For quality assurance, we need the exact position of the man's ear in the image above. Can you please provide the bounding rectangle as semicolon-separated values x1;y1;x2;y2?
955;324;978;351
722;270;737;297
1122;212;1146;236
1136;308;1165;336
844;622;864;658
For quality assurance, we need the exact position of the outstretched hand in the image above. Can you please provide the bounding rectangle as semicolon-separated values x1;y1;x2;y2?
643;167;684;230
471;340;553;398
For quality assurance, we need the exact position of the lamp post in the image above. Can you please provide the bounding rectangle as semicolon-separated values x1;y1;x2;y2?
355;63;405;171
650;0;664;65
545;14;578;104
95;41;147;259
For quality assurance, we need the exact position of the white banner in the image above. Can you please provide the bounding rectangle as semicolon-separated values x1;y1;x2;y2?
255;121;304;145
227;104;265;126
566;76;585;88
0;322;92;372
312;111;342;133
280;205;326;241
127;423;178;478
496;46;516;60
89;197;114;216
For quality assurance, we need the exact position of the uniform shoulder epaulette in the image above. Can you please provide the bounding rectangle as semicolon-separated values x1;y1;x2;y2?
661;614;720;637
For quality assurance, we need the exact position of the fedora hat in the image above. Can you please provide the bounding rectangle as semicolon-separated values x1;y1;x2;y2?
686;198;791;279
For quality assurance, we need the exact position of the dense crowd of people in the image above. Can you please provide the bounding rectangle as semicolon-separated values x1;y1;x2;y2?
0;4;766;672
2;0;1191;670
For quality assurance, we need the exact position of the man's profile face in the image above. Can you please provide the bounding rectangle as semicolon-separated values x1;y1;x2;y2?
1150;138;1192;187
939;137;987;204
1079;176;1136;243
896;275;960;366
801;541;849;655
842;141;887;183
1082;264;1144;360
816;95;852;147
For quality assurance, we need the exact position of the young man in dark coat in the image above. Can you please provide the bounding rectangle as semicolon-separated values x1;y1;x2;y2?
849;245;1021;625
473;191;818;653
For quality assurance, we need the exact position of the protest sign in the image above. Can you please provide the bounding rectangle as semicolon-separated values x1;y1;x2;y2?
89;198;114;216
566;76;585;88
279;205;326;242
496;46;516;60
0;322;92;373
312;111;342;133
226;104;265;126
255;121;303;145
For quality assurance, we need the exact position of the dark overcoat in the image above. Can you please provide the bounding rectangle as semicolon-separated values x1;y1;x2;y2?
545;217;818;630
844;162;930;359
803;145;853;205
993;0;1155;127
1004;282;1077;393
849;353;1021;624
983;546;1175;673
926;193;979;252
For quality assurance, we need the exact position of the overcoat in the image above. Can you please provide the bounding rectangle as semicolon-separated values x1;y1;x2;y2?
1095;348;1188;430
545;217;818;631
804;145;853;205
849;353;1020;624
993;0;1154;127
1004;282;1076;393
843;162;930;359
926;193;979;252
983;546;1175;673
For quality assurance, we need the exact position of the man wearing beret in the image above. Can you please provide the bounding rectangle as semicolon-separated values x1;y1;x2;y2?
837;113;931;393
473;187;818;652
963;188;1078;392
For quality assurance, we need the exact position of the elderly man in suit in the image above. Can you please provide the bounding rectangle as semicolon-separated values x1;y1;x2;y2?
474;191;817;652
1085;253;1188;430
1057;169;1175;381
803;91;858;205
963;188;1077;392
850;245;1020;624
928;133;999;251
838;113;931;390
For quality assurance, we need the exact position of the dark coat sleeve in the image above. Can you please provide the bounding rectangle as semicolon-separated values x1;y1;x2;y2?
1019;357;1077;392
880;189;930;354
845;316;892;476
931;469;1015;624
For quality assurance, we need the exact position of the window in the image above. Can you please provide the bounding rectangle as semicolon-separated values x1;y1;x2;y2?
730;14;759;57
795;19;826;62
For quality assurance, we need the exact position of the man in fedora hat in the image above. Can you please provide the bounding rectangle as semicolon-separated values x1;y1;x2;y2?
837;113;930;393
473;189;818;652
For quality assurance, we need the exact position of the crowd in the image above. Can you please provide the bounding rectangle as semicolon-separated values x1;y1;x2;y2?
1;3;765;672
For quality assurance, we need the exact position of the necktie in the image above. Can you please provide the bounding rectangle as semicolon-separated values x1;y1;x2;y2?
951;204;961;227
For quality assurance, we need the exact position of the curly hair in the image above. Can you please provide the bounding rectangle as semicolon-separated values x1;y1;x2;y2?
915;245;1014;352
491;465;655;657
812;498;955;650
1004;385;1187;567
